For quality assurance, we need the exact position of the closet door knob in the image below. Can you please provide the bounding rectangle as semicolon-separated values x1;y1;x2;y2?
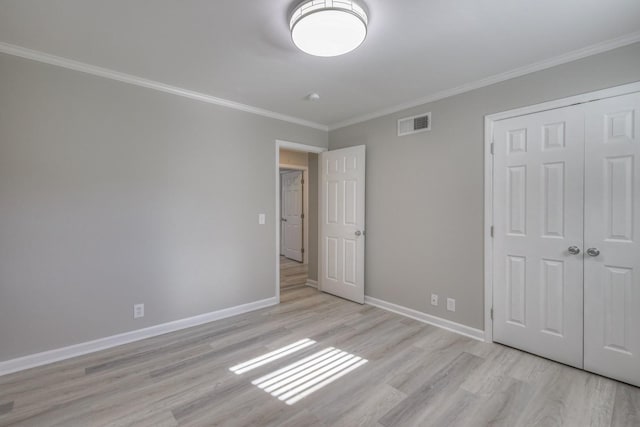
568;246;580;255
586;248;600;257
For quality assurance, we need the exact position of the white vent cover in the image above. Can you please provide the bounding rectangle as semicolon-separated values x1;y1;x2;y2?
398;112;431;136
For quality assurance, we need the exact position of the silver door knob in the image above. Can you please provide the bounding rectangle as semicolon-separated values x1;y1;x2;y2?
355;230;362;236
568;246;580;255
586;248;600;257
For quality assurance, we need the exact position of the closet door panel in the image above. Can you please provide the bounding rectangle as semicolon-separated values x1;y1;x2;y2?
584;92;640;387
493;106;585;368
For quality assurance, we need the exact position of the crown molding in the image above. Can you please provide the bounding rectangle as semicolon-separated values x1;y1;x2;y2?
0;42;329;132
3;30;640;134
328;31;640;131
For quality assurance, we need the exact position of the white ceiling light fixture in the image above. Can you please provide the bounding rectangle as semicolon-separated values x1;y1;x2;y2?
290;0;368;57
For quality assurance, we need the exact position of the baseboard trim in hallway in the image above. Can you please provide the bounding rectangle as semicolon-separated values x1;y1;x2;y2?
364;296;486;342
305;279;318;288
0;296;278;377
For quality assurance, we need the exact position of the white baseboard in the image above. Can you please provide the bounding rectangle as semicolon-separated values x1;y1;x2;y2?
305;279;318;289
0;297;278;377
364;296;485;342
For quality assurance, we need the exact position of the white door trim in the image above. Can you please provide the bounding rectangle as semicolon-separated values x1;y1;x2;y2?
484;80;640;343
275;140;327;303
280;166;308;264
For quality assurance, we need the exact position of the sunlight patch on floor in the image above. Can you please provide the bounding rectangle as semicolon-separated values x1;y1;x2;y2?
229;338;316;374
251;346;367;405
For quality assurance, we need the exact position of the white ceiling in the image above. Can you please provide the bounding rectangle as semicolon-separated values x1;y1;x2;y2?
1;0;640;129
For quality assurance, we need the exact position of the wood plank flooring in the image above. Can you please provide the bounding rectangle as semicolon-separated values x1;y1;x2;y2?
280;256;308;289
0;286;638;426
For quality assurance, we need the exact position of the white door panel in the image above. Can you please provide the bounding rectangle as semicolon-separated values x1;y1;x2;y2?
282;171;303;262
584;92;640;387
320;146;365;304
493;106;585;368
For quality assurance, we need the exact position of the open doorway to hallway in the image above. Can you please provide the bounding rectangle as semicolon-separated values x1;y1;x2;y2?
279;148;317;289
275;141;365;304
277;145;321;293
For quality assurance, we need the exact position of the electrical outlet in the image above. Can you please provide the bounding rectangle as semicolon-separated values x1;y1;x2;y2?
258;213;266;225
431;294;439;306
133;303;144;319
447;298;456;312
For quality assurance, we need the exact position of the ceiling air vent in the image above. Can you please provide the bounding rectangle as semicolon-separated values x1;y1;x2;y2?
397;112;431;136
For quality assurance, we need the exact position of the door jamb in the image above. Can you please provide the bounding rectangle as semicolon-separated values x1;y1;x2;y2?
484;80;640;343
276;140;327;303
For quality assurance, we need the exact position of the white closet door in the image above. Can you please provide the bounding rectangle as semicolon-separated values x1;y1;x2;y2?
282;171;304;262
319;146;366;304
584;92;640;387
493;106;585;368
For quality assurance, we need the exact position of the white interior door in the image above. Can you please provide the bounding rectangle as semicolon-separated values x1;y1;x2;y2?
584;92;640;387
493;106;585;368
319;145;365;304
282;170;303;262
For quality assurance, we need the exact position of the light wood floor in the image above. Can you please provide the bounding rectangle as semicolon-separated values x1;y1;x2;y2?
0;286;638;427
280;256;308;289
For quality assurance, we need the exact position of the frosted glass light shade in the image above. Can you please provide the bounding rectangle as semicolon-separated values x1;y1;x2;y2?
290;1;368;57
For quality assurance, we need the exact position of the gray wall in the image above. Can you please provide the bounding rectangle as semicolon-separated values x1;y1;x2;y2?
307;153;319;281
0;53;327;361
2;42;639;361
329;42;640;330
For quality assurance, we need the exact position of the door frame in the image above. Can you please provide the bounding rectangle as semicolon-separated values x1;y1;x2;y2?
276;140;327;303
280;166;308;264
484;81;640;343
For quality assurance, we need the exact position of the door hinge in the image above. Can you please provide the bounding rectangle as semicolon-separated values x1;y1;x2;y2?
301;213;304;219
490;142;495;155
301;248;305;253
490;226;494;237
490;307;494;320
301;178;305;184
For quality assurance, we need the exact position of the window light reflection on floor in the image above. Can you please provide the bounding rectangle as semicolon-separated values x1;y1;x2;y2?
249;344;368;405
229;338;316;374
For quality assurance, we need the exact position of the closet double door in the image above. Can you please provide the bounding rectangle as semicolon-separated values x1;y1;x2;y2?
493;91;640;387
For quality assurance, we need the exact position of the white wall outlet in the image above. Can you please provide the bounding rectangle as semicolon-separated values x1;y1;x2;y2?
431;294;439;306
133;303;144;319
447;298;456;312
258;213;266;225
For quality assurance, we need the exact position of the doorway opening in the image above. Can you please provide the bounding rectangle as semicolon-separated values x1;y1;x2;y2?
275;140;367;305
280;166;307;288
275;140;326;302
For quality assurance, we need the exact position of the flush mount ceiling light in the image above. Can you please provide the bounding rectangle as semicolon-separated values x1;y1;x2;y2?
290;0;368;57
